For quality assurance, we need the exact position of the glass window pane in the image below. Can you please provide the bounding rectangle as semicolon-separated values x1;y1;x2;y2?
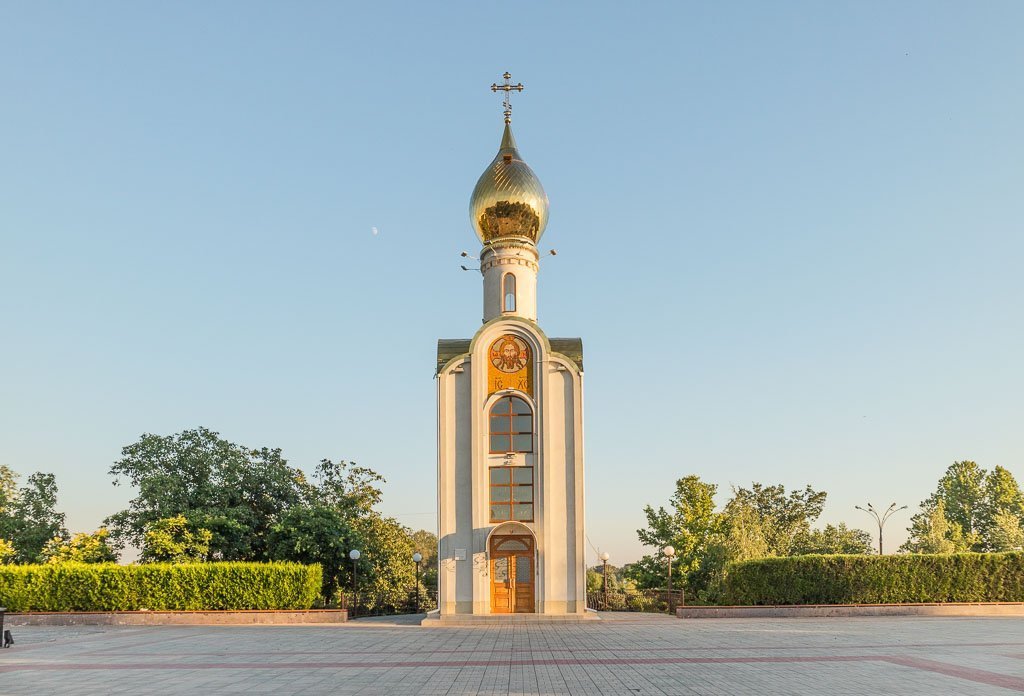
512;486;533;503
490;505;511;521
490;467;511;484
490;416;509;434
497;539;528;552
513;434;532;452
511;398;531;415
513;504;533;521
493;556;509;581
490;398;511;415
515;556;531;583
490;435;511;453
512;415;532;432
491;486;511;502
512;468;533;484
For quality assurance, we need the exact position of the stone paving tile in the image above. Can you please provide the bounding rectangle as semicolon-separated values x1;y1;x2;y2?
1;614;1024;694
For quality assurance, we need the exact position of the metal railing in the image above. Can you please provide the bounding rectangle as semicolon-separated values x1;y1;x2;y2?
346;590;438;618
587;589;684;613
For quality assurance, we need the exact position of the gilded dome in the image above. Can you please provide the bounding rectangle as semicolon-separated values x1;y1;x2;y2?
469;124;549;244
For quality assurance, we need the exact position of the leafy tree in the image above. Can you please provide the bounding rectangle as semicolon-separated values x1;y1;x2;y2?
791;523;873;555
987;510;1024;552
141;515;213;563
408;529;438;591
629;476;721;592
0;472;67;563
105;428;305;560
903;461;1024;552
267;459;386;602
0;538;14;564
920;461;987;548
979;466;1024;547
349;514;420;612
901;500;969;553
42;527;119;564
729;483;827;556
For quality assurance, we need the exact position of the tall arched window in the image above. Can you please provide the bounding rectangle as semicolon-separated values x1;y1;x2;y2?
489;395;533;453
502;273;516;312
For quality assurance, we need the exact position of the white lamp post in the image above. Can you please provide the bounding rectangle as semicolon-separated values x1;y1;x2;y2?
349;549;361;617
663;546;676;613
412;552;423;613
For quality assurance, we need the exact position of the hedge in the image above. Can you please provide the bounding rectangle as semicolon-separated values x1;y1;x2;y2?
0;562;322;612
722;552;1024;605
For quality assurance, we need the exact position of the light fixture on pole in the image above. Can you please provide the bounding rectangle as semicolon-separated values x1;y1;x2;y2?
599;551;610;609
854;502;907;555
349;549;361;617
412;552;423;613
662;546;676;614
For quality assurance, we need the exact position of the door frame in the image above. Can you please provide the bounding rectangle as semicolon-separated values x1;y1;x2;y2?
488;530;536;614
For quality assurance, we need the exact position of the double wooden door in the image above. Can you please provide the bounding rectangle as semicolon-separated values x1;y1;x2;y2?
490;535;535;613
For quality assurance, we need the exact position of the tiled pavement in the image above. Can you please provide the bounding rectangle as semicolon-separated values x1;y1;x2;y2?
1;612;1024;694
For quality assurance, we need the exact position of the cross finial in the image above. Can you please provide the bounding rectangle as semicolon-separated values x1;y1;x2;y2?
490;71;523;125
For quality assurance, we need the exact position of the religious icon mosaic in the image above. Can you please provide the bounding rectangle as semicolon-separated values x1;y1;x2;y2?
487;334;532;396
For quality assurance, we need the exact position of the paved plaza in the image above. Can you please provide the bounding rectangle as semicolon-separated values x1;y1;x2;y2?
2;612;1024;694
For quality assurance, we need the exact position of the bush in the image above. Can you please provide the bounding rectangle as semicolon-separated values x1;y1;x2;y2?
0;562;321;611
722;552;1024;605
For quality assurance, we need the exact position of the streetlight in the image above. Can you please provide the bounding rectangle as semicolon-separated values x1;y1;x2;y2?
855;502;907;555
412;552;423;613
599;551;610;609
662;546;676;614
349;549;361;617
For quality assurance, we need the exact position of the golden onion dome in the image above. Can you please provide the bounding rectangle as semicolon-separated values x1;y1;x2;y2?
469;123;549;244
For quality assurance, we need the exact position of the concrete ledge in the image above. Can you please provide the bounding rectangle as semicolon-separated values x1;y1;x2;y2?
677;603;1024;619
422;610;600;626
6;609;348;626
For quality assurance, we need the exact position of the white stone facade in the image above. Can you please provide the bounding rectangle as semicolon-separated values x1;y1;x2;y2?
436;268;586;615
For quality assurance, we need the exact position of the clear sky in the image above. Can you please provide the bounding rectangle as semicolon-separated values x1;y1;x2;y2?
2;1;1022;564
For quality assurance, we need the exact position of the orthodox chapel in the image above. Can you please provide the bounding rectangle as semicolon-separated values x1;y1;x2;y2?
434;75;587;617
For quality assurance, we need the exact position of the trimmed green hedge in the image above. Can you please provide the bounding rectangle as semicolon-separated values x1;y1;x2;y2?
0;562;322;611
722;552;1024;605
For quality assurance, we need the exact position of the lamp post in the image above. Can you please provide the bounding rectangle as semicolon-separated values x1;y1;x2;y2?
855;502;907;555
412;552;423;613
599;551;610;609
663;545;676;614
349;549;361;617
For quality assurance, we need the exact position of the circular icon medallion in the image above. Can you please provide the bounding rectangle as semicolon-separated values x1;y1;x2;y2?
489;335;529;374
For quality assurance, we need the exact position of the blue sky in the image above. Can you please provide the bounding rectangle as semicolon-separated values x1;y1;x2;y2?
2;1;1022;563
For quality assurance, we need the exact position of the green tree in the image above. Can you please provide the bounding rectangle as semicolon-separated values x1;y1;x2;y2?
791;523;873;555
105;428;306;560
979;466;1024;548
0;472;68;563
42;527;119;564
349;514;420;612
0;538;14;564
729;483;827;556
141;515;213;562
267;459;385;602
987;510;1024;552
629;475;721;593
409;529;438;591
901;499;969;553
903;461;1024;552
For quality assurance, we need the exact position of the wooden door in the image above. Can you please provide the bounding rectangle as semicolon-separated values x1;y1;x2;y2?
490;535;535;614
512;553;534;613
490;556;513;613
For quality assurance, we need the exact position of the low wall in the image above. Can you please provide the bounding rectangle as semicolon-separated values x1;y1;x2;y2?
677;603;1024;619
6;609;347;626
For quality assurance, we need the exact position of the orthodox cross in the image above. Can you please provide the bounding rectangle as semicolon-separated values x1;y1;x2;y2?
491;72;523;124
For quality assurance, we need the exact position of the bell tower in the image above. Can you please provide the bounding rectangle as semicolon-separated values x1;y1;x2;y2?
433;73;588;620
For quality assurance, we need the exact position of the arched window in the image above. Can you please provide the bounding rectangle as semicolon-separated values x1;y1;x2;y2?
489;395;533;453
502;273;516;312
